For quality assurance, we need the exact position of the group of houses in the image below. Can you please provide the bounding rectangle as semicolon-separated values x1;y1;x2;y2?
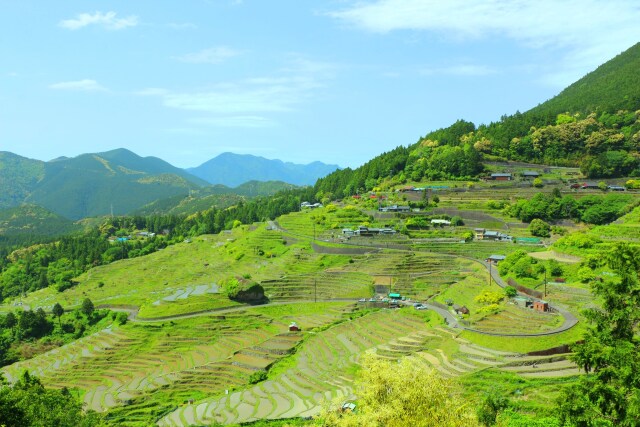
342;226;397;237
485;171;541;181
378;204;411;213
474;228;512;241
300;201;324;209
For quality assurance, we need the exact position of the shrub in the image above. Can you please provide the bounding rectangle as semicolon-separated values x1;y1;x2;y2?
248;370;267;384
475;290;504;305
504;286;517;298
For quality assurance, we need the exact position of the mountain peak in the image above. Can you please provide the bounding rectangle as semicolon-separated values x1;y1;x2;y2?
188;153;340;187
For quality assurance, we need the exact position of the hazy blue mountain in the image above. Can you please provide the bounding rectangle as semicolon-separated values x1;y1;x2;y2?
187;152;340;187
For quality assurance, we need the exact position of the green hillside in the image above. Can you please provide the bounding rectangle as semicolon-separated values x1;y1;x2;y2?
0;152;44;209
530;42;640;116
0;204;80;246
316;43;640;197
0;149;208;220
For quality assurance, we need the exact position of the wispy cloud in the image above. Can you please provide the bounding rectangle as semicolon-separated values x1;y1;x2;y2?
138;57;334;128
59;11;138;30
176;47;242;64
330;0;640;86
49;79;107;92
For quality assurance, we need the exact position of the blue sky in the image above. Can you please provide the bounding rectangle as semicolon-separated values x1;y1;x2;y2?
2;1;639;169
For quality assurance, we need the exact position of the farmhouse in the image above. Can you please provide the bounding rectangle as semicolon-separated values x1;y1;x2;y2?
354;226;396;236
521;171;540;179
490;173;512;181
581;182;600;190
378;204;410;213
431;219;451;226
300;202;323;209
475;228;512;241
486;254;506;264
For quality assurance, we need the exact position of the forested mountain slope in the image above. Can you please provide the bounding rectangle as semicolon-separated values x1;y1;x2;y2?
315;42;640;196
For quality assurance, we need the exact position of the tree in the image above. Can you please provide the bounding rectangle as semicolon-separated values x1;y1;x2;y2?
52;303;64;327
558;243;640;426
318;353;479;426
532;177;544;188
81;298;94;317
528;219;551;237
477;391;510;426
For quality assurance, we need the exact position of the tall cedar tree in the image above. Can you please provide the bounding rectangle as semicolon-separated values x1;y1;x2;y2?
559;243;640;426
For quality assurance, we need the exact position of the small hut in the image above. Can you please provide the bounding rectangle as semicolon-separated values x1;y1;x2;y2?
289;322;301;332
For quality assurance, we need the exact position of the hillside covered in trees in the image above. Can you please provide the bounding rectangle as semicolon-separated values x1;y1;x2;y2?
316;42;640;197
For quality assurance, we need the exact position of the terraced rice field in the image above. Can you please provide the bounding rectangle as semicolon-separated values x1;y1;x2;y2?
158;309;430;426
471;304;563;334
159;308;580;427
261;271;372;301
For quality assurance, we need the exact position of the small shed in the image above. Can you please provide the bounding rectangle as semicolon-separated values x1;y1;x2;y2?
341;402;357;412
288;322;301;332
522;171;540;179
533;301;548;312
453;304;470;315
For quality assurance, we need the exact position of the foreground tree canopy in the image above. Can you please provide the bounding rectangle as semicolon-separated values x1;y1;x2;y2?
318;353;479;427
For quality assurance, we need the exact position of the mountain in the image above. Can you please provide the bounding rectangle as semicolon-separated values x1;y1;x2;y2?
0;148;208;220
316;42;640;196
0;204;80;246
187;152;340;187
529;42;640;116
0;152;45;209
133;180;297;216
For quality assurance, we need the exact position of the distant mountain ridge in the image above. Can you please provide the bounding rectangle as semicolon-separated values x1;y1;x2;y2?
0;149;207;220
187;152;340;187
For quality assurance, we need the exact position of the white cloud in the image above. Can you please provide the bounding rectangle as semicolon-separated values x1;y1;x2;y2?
176;47;242;64
330;0;640;86
59;11;138;30
139;56;333;128
49;79;107;92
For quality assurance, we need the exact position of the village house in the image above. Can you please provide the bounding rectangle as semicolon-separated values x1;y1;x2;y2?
486;254;506;264
474;228;512;241
490;173;513;181
378;204;410;213
521;171;540;180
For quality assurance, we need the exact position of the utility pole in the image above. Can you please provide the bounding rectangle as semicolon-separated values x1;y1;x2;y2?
544;269;547;297
489;260;492;286
313;222;316;241
314;277;317;303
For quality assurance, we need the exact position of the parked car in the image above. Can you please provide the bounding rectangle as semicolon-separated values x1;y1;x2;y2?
414;303;427;310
